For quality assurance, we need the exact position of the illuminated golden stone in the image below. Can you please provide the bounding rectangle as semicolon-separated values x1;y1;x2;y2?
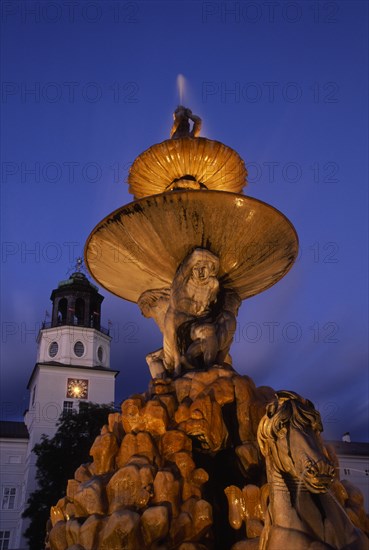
128;137;247;198
85;190;298;303
48;107;369;550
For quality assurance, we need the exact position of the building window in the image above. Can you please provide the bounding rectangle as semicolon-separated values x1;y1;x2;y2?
49;341;59;358
1;487;16;510
75;298;85;326
0;531;11;550
97;346;104;362
73;341;85;357
8;456;21;464
57;298;68;325
57;298;67;325
31;386;36;406
63;401;74;414
344;468;350;476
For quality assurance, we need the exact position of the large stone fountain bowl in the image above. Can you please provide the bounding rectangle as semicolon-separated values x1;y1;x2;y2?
84;190;298;302
128;137;247;198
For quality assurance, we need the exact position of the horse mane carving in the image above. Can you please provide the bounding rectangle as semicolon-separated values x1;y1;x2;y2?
258;390;326;489
256;390;368;550
258;390;322;439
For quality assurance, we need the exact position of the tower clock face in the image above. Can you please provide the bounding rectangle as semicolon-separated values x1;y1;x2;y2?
66;378;88;399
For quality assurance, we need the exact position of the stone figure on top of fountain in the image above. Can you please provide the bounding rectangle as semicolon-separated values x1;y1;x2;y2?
170;105;202;139
138;248;241;379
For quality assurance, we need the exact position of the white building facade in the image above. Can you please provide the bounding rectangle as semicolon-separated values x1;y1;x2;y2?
0;423;29;550
0;269;118;549
330;439;369;512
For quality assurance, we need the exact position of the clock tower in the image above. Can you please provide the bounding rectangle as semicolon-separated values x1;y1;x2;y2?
26;263;117;438
19;263;118;546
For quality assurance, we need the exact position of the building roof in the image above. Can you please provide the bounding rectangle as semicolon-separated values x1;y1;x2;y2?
328;440;369;457
0;421;29;439
54;271;99;294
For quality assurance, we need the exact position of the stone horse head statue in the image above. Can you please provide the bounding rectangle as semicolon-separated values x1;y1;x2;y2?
257;390;368;550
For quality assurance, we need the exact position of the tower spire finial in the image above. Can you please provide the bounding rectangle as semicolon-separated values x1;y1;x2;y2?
66;257;87;278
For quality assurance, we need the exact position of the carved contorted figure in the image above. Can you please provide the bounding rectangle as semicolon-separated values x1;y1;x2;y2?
138;248;241;378
183;286;241;370
170;105;202;139
164;248;220;375
257;391;368;550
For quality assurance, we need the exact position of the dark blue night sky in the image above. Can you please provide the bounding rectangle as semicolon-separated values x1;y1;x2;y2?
1;1;368;441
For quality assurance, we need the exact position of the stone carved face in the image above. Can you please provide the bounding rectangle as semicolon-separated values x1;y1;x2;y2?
257;391;335;493
191;259;217;284
171;249;220;315
187;249;219;277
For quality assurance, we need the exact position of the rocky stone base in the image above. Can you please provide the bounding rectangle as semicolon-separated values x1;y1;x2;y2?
46;366;369;550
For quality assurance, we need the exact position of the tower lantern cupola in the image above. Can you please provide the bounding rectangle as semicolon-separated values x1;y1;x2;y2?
37;260;111;367
50;268;104;330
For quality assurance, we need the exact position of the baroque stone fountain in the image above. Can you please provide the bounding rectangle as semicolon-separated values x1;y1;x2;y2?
46;107;369;550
